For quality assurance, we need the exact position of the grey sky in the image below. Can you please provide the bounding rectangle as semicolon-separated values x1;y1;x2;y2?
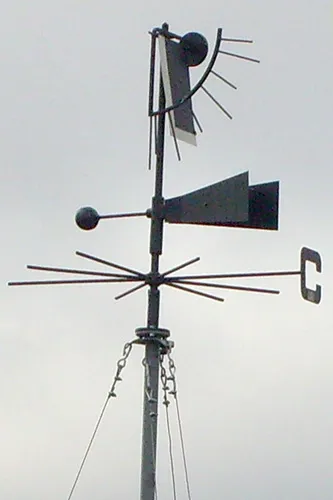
1;1;332;499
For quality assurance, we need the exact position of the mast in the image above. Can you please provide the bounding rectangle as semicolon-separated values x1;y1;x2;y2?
139;22;168;500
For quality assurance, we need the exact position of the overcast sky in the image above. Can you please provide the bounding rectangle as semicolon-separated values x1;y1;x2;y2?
1;1;332;499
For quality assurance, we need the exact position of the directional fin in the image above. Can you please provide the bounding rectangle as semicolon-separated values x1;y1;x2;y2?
164;172;279;230
222;181;279;230
165;172;249;225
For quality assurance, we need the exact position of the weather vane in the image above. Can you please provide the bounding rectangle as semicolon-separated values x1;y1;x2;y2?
9;22;322;500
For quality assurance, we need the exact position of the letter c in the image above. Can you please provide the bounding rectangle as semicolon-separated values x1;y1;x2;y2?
300;247;322;304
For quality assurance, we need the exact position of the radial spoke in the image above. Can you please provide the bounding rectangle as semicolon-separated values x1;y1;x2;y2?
221;37;253;43
192;111;203;133
219;49;260;64
8;278;140;287
168;279;279;295
162;257;200;277
115;283;147;300
201;86;233;119
26;264;136;279
76;251;145;277
170;270;301;281
166;282;224;303
211;70;237;90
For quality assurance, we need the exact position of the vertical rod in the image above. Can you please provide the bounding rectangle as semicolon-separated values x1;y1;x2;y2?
140;23;168;500
148;32;157;117
148;32;157;170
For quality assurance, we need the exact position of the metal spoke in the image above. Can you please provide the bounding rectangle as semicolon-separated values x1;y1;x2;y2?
211;70;237;90
26;264;136;279
8;278;140;286
221;37;253;43
192;111;203;133
219;49;260;64
201;86;233;119
170;270;301;281
166;282;224;302
168;279;279;295
162;257;200;277
8;277;140;287
115;283;147;300
99;211;147;220
76;251;145;278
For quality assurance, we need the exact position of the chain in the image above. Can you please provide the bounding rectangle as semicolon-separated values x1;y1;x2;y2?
160;352;177;500
166;350;177;398
160;355;171;407
108;341;133;398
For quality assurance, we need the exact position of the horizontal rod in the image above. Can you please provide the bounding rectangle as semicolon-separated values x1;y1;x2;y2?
219;49;260;64
76;251;145;278
8;278;141;286
26;264;138;280
99;211;148;220
166;282;224;303
169;270;301;280
169;280;279;295
162;257;200;277
221;37;253;43
150;27;182;41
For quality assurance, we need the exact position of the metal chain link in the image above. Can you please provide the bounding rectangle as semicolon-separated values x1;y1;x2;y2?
166;350;177;398
160;354;171;408
108;341;133;398
160;352;177;500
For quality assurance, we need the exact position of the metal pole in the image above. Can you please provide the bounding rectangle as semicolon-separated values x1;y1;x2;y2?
140;23;168;500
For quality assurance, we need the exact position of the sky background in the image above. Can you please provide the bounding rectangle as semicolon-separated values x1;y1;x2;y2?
1;1;332;499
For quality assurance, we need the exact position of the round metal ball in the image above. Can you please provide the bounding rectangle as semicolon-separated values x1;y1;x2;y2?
179;32;209;67
75;206;100;230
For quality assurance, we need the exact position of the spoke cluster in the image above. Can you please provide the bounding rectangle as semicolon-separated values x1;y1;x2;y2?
8;251;301;303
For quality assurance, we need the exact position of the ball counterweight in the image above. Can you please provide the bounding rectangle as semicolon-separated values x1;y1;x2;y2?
75;207;100;230
179;32;208;67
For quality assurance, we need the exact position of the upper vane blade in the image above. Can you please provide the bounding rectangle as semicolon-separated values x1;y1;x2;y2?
159;34;197;145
